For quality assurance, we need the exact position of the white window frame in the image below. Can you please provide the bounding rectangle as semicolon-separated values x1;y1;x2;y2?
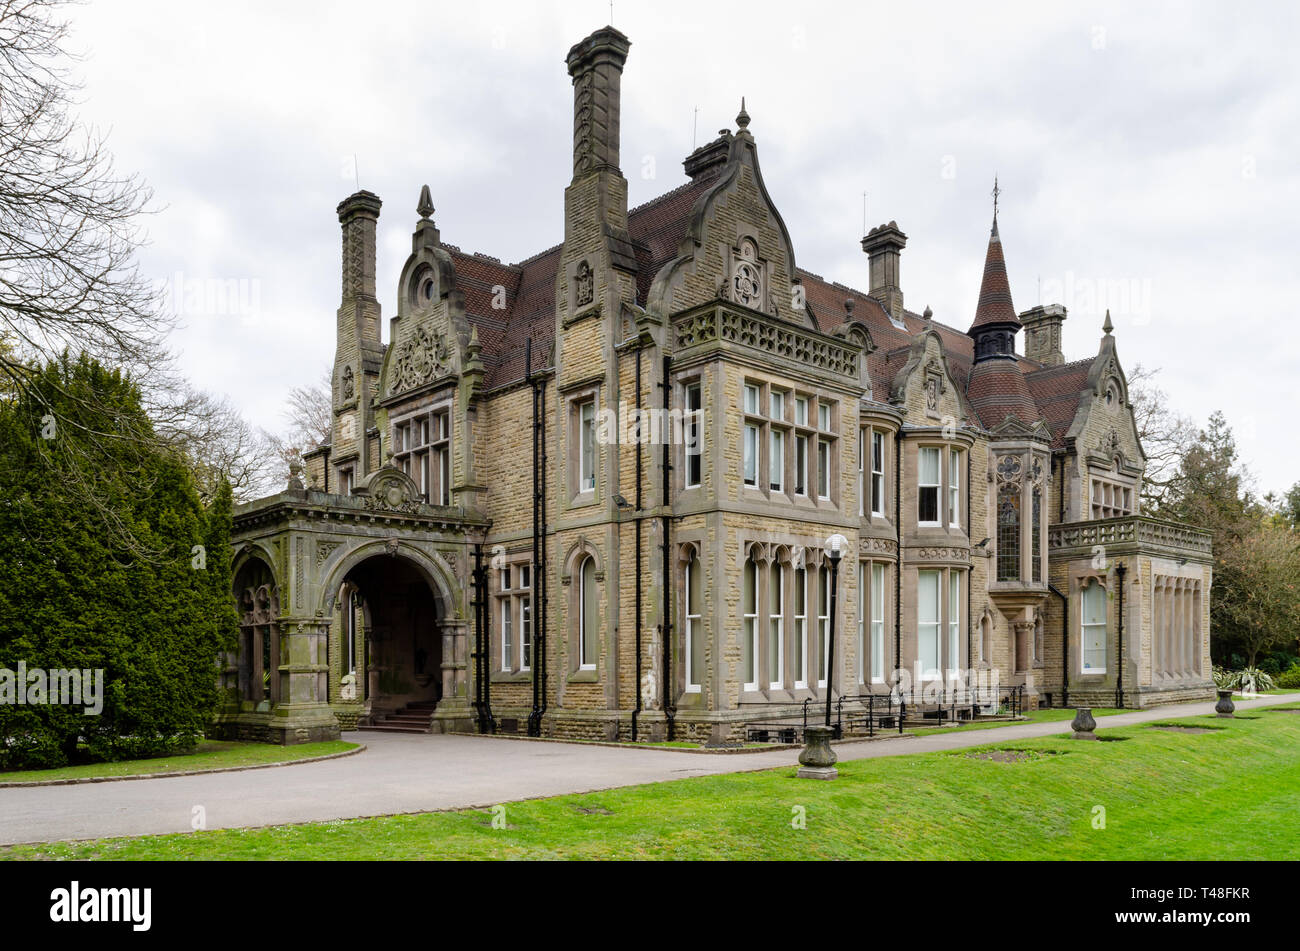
817;438;831;500
684;381;703;489
817;566;831;688
948;570;961;678
871;430;885;517
578;398;597;494
579;557;597;670
918;569;942;680
1081;580;1108;674
857;562;866;684
685;550;702;692
744;423;759;488
769;428;785;493
768;562;784;689
871;563;886;683
793;566;808;689
949;448;961;528
918;446;941;526
743;558;759;691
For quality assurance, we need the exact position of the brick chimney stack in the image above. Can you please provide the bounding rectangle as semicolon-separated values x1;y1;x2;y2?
861;221;907;322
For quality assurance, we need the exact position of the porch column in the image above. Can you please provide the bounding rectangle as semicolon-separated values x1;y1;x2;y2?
268;618;341;744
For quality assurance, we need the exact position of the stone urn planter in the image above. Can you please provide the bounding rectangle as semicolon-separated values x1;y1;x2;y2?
797;724;838;780
1070;707;1098;740
1215;689;1236;718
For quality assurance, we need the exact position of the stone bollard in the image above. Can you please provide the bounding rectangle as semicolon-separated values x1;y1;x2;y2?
797;724;838;780
1070;706;1098;740
1215;689;1236;718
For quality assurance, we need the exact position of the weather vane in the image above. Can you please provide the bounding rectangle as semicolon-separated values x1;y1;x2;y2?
991;175;1001;219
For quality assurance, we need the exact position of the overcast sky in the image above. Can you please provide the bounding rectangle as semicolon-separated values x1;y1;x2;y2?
64;0;1299;497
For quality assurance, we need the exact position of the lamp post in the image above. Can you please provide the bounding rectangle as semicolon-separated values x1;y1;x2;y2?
798;533;848;780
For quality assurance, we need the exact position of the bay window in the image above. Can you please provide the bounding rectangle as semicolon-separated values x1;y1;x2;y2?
918;447;941;525
1081;579;1107;673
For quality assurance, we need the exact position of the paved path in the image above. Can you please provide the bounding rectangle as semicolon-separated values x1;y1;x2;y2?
1;693;1293;845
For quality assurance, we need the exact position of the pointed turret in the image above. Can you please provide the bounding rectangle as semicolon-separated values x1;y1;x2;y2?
968;215;1020;337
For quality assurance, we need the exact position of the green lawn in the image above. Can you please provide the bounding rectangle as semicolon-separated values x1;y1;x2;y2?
6;710;1299;860
0;740;359;785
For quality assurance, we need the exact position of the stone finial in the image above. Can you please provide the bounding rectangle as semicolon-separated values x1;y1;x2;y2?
1103;309;1113;335
287;459;305;491
417;184;434;220
736;97;750;132
844;297;854;317
923;305;933;323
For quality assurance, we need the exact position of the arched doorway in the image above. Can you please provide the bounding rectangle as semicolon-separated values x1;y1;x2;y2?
342;554;443;722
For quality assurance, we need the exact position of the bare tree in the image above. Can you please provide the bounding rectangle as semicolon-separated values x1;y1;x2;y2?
264;369;331;481
156;388;284;504
0;0;171;397
1127;363;1199;512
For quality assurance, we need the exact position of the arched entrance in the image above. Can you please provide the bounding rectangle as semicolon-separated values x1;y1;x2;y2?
232;556;280;709
342;554;443;724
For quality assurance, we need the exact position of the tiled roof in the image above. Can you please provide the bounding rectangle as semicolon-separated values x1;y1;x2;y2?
437;169;1094;437
968;217;1020;332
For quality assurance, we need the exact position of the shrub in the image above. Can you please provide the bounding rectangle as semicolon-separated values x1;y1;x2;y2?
1276;666;1300;690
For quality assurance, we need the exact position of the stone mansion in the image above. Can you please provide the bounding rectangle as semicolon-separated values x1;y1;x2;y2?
222;26;1214;745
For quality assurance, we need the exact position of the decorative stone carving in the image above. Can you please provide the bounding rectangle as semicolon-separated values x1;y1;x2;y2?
575;259;594;308
731;239;763;308
341;365;355;401
359;468;424;514
389;326;450;395
995;454;1023;487
316;540;342;567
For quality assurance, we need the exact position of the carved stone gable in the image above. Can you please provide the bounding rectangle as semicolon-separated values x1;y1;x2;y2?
389;326;450;395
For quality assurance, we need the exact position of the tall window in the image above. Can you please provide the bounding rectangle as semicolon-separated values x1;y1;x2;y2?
1081;580;1107;673
579;399;597;492
948;448;961;527
918;447;941;524
871;563;886;682
579;556;598;669
685;382;702;488
770;428;785;492
394;408;451;505
857;434;865;517
497;563;532;672
1031;487;1043;582
685;549;702;691
744;423;759;487
793;567;808;688
918;569;941;678
817;566;831;688
870;431;885;516
743;558;758;690
768;563;784;688
996;487;1021;581
857;562;865;683
795;398;809;497
948;571;961;677
817;438;831;499
500;567;512;670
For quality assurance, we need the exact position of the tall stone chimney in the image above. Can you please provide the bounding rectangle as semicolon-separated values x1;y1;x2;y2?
566;26;631;180
333;190;383;481
337;190;382;347
861;220;907;322
1020;303;1067;366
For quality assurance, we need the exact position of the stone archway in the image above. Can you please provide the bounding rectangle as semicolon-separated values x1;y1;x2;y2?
344;553;442;720
319;540;467;731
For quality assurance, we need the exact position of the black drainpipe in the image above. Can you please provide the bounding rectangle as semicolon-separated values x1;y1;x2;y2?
1049;581;1069;707
660;354;675;740
526;341;542;736
1114;561;1126;708
527;340;550;737
632;344;644;742
894;427;903;687
472;542;495;733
